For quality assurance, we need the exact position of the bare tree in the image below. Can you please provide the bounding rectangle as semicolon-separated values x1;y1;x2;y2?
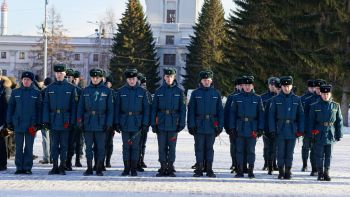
31;6;74;77
100;8;117;38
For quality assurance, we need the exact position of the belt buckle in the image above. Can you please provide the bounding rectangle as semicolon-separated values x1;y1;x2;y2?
56;109;61;114
244;117;249;122
286;120;290;124
128;112;133;116
91;111;96;115
165;110;170;115
205;115;210;119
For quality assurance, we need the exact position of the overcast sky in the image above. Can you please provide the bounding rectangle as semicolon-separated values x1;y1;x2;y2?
4;0;236;37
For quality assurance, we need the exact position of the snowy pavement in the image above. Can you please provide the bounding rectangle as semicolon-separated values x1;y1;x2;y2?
1;129;350;197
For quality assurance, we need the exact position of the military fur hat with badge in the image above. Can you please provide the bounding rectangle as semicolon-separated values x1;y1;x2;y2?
124;68;138;78
89;68;104;77
320;84;332;94
53;64;67;72
163;67;176;76
137;73;147;84
199;70;214;80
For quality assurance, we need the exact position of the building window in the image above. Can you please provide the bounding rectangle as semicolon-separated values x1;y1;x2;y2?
37;53;43;60
74;54;81;61
163;54;176;66
93;54;99;62
1;69;7;76
180;53;187;62
57;53;63;61
19;52;25;60
167;10;176;23
1;52;6;59
166;35;175;45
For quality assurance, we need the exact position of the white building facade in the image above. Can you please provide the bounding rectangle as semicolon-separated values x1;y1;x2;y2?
145;0;201;84
0;35;112;80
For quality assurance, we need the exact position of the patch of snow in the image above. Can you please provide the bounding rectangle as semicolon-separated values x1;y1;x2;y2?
1;129;350;196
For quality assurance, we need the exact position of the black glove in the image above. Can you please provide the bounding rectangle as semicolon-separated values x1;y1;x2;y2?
35;124;42;131
335;137;341;142
176;125;185;133
189;127;197;136
215;127;223;137
6;122;14;131
257;129;264;138
113;124;121;133
142;125;149;134
268;132;276;139
42;122;50;130
152;126;159;134
104;125;113;134
228;128;237;138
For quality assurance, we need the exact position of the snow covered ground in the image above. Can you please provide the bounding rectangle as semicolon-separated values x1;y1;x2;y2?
1;128;350;197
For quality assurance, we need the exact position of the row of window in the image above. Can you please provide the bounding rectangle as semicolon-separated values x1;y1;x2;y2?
1;52;176;66
1;52;178;65
0;52;100;62
0;52;25;60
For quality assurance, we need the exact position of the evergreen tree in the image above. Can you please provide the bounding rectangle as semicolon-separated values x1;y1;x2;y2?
225;0;350;94
110;0;160;92
183;0;230;95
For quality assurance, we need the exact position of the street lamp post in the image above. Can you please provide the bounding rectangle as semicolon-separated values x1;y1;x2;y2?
87;21;104;69
43;0;48;78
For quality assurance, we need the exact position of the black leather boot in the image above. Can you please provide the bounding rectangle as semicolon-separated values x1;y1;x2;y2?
317;168;324;181
278;167;284;179
58;160;66;175
235;165;244;178
262;160;268;171
83;160;93;176
206;162;216;178
310;166;318;176
130;160;138;176
66;157;73;171
168;162;176;177
156;162;168;177
248;165;255;179
284;167;292;180
139;156;147;168
191;162;197;169
96;161;104;176
75;157;82;167
267;161;273;175
301;159;307;172
121;160;130;176
105;152;112;168
193;162;203;177
324;168;331;181
48;160;59;175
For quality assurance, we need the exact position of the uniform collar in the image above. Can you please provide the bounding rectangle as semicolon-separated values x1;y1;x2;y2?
90;81;104;88
199;84;213;90
281;91;293;98
20;83;34;90
55;79;68;85
126;83;139;90
243;90;253;96
163;79;178;88
269;91;276;96
321;98;332;104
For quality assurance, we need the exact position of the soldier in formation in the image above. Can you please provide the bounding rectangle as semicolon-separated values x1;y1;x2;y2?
0;66;345;182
